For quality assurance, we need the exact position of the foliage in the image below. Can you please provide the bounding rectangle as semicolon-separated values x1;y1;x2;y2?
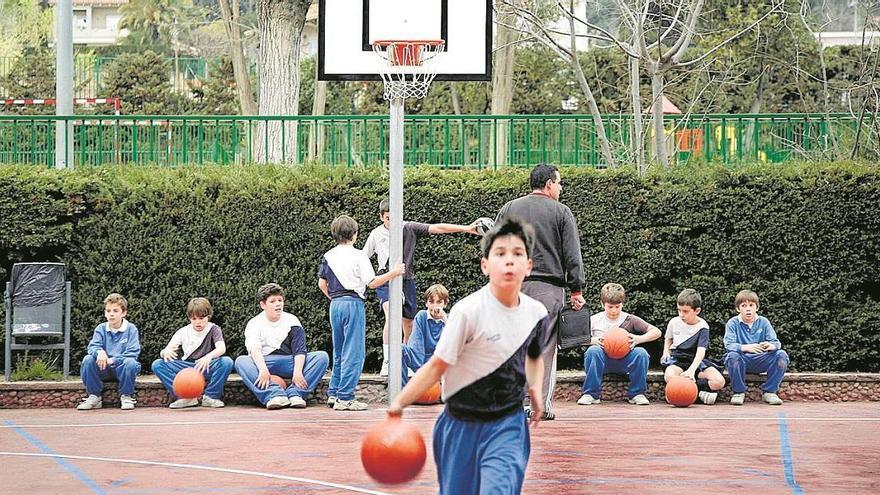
196;55;240;114
0;162;878;375
0;49;55;106
10;354;64;381
0;0;53;59
103;51;179;114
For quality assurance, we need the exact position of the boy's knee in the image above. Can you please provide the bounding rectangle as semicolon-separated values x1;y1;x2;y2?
234;355;252;370
631;347;649;362
150;359;164;373
775;350;790;368
312;351;330;366
216;356;234;370
585;345;604;358
121;357;140;371
82;354;96;367
725;352;744;366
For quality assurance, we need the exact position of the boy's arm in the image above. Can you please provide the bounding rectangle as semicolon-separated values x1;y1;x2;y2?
634;325;662;345
318;278;330;299
761;319;782;351
403;314;427;368
682;346;706;380
388;355;449;415
723;319;742;353
525;355;545;426
661;337;673;361
248;347;271;389
290;326;309;389
193;327;227;372
160;329;183;361
86;326;105;359
368;261;404;289
116;326;141;360
427;222;479;235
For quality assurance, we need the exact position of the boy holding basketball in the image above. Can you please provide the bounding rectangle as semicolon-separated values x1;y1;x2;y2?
400;283;449;387
362;198;480;376
77;293;141;411
234;283;329;410
723;290;789;405
151;297;234;409
389;216;551;495
578;283;662;406
319;215;405;411
660;289;725;405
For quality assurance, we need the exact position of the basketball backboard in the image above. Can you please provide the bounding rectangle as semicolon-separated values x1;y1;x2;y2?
318;0;493;81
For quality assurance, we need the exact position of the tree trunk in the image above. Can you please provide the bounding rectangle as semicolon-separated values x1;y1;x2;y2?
255;0;310;164
650;70;669;168
490;2;518;166
309;59;327;161
630;46;645;175
218;0;256;115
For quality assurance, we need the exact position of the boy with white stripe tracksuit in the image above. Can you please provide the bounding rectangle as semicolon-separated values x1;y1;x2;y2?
151;297;234;409
235;283;330;410
389;216;552;494
319;214;404;411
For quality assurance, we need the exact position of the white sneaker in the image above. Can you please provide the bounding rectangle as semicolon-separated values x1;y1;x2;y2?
730;393;746;406
120;395;136;410
76;394;102;410
200;396;225;408
577;394;600;405
327;396;336;408
698;391;717;405
628;394;650;405
333;399;368;411
379;360;389;377
169;398;199;409
289;396;307;408
266;396;291;410
762;392;783;405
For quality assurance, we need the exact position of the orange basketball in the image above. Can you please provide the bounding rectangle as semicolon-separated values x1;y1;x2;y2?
361;415;426;484
603;327;631;360
270;374;287;389
414;382;441;405
665;376;698;407
172;368;206;399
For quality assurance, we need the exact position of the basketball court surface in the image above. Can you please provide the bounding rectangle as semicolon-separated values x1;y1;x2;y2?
2;402;878;494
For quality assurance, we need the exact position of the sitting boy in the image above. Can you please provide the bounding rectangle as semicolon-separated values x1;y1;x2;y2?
578;283;661;406
77;293;141;411
400;284;449;387
723;289;790;405
151;297;234;409
234;283;330;410
661;289;726;405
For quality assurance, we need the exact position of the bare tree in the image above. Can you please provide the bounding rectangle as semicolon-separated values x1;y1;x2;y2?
491;0;521;166
218;0;257;115
255;0;312;163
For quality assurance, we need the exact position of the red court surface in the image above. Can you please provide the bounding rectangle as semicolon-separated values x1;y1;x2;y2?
1;401;878;494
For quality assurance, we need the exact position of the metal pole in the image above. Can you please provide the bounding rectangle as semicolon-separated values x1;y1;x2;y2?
55;0;74;169
387;97;405;402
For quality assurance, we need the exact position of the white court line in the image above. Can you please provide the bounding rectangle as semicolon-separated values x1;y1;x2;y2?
1;416;879;429
0;451;393;495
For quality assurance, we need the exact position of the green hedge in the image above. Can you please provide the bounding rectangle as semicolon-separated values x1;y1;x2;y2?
0;163;878;374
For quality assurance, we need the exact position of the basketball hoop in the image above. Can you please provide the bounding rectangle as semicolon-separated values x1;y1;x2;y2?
372;40;444;100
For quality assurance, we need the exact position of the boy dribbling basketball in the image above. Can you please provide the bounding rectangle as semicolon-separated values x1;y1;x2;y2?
388;216;551;494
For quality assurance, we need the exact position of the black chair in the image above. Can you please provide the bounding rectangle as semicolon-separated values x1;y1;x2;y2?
4;262;71;380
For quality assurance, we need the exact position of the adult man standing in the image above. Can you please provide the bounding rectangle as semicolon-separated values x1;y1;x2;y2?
496;163;585;420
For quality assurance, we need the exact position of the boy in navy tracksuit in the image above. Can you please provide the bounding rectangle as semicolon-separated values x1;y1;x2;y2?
724;289;789;405
400;284;449;387
319;214;404;411
77;293;141;411
389;216;551;495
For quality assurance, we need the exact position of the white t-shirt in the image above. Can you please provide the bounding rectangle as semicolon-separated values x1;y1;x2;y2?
433;285;548;399
362;225;389;271
244;311;302;356
321;244;376;299
665;316;709;350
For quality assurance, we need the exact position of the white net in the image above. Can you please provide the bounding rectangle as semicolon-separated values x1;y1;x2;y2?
372;40;444;100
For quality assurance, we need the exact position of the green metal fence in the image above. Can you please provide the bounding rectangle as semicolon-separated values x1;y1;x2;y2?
0;113;875;168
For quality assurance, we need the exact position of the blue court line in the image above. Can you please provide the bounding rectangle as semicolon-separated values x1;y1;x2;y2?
4;419;107;494
777;413;804;495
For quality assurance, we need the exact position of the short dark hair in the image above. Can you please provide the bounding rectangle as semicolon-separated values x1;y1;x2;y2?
331;215;358;242
481;215;535;258
379;198;390;215
256;283;284;303
734;289;760;309
677;288;702;310
104;293;128;312
529;163;559;190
